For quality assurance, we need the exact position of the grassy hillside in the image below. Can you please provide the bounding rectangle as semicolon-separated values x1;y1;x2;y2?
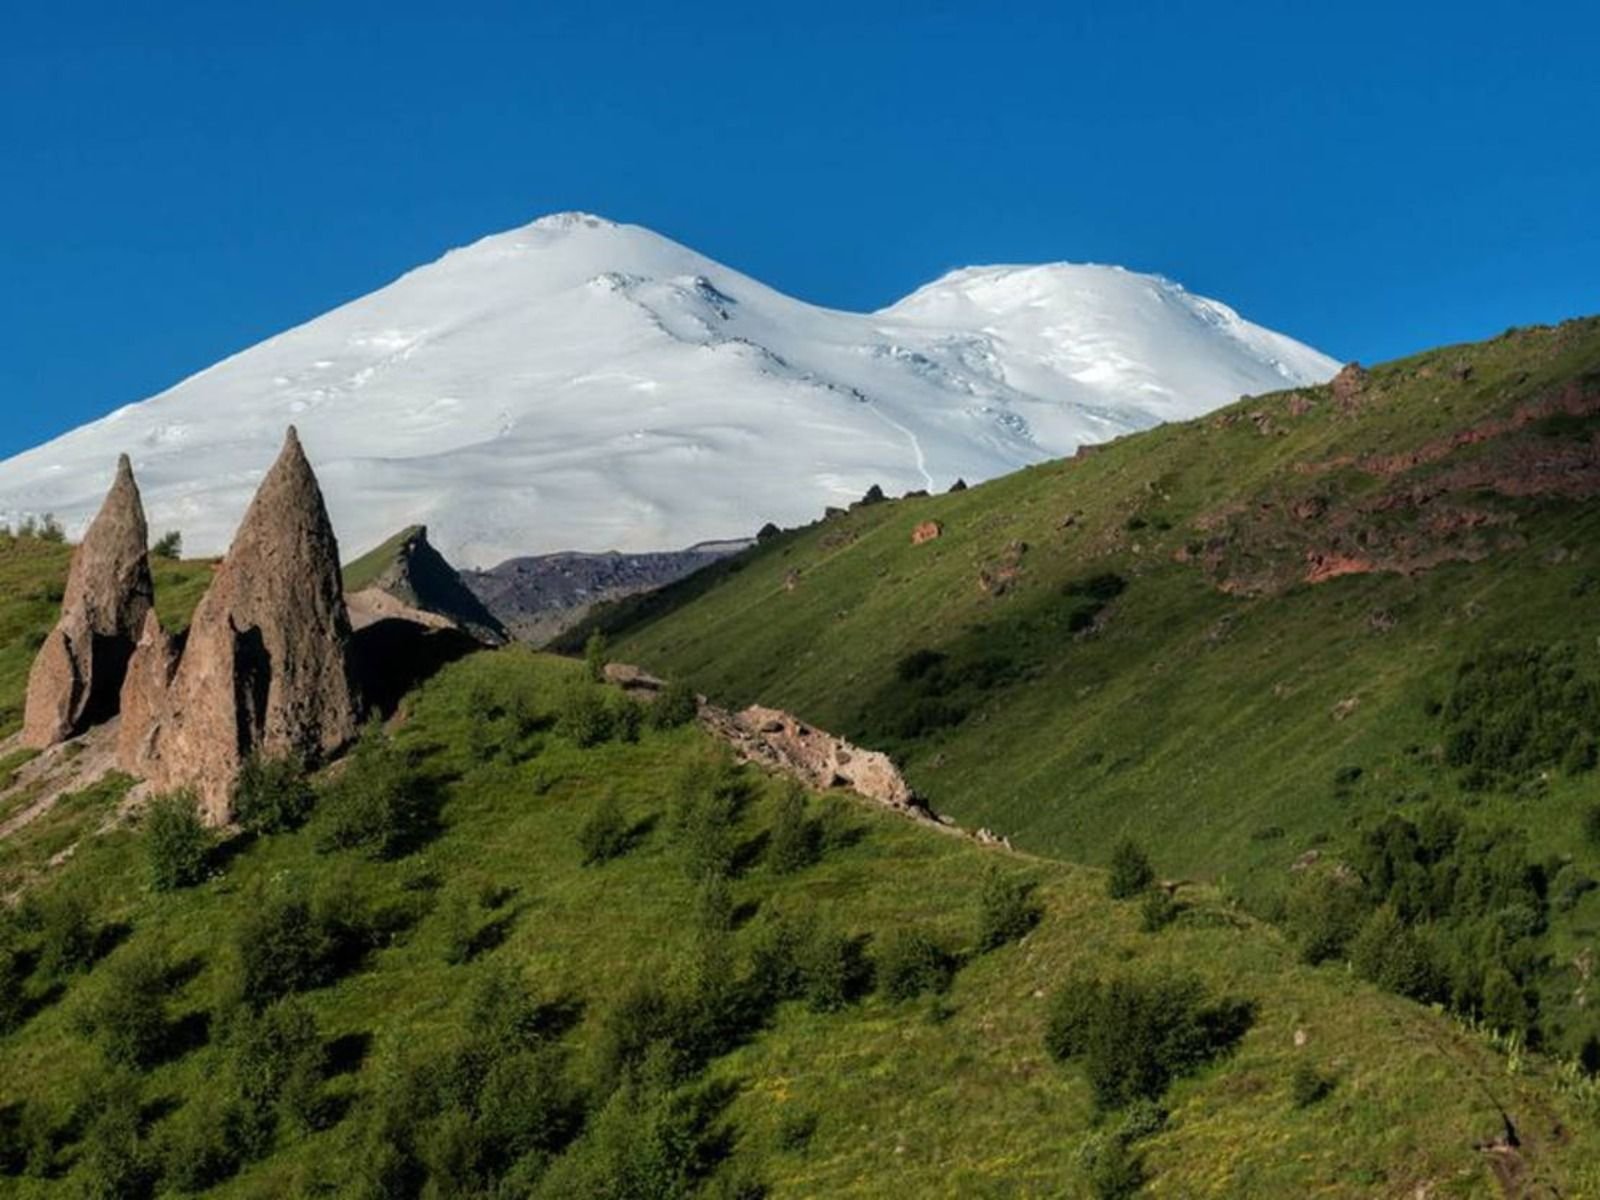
1;643;1596;1197
341;526;423;595
579;317;1600;1060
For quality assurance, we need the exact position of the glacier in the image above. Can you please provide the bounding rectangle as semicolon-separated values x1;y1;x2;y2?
0;212;1338;567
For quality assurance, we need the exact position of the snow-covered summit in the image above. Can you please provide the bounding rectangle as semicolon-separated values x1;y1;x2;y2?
0;215;1338;567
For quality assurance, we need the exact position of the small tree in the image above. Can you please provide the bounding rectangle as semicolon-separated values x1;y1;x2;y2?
877;929;955;1001
37;514;65;544
801;930;872;1013
767;784;817;875
1107;838;1155;900
976;869;1040;952
584;631;609;683
648;680;700;730
235;891;333;1007
319;724;430;859
578;793;631;865
232;755;314;834
36;889;99;977
150;530;182;560
144;791;213;891
84;943;171;1070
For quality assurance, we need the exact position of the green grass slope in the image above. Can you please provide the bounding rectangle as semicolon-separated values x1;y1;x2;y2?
580;316;1600;1058
0;646;1594;1197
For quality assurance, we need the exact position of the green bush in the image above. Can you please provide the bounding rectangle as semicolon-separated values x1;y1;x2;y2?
876;929;955;1001
1080;1129;1145;1200
578;792;631;865
1138;889;1178;933
228;997;326;1137
76;1073;156;1200
584;631;609;682
1584;803;1600;849
1045;971;1254;1110
1289;1060;1334;1108
0;921;27;1035
555;684;616;748
1283;871;1366;966
1349;905;1441;1002
1107;838;1155;900
319;725;431;859
1440;644;1600;789
975;869;1040;952
160;1098;244;1192
35;889;100;978
233;755;315;834
150;530;183;559
235;890;334;1007
671;757;747;882
746;911;809;1006
648;680;700;730
81;943;171;1070
801;930;872;1013
144;791;213;891
766;784;818;875
439;891;476;967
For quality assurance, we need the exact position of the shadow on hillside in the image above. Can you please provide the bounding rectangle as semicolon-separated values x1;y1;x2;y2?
350;619;484;717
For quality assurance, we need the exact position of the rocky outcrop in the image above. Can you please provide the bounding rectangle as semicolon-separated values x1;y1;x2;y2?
911;520;943;545
21;455;153;748
348;525;507;645
701;703;920;814
117;611;180;770
125;428;362;821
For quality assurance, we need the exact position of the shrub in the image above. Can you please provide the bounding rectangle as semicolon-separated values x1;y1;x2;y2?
144;791;213;891
975;869;1040;952
584;631;609;682
0;920;29;1035
1107;838;1155;899
35;889;99;978
1283;871;1366;966
150;530;182;559
767;784;818;875
82;943;171;1070
671;757;747;882
746;910;809;1005
1551;863;1598;913
1440;644;1600;788
160;1098;243;1191
1139;889;1178;933
774;1108;818;1152
232;755;314;834
76;1073;156;1200
228;997;326;1137
439;891;476;966
1045;971;1254;1110
801;931;872;1013
876;929;955;1001
1584;803;1600;850
648;680;700;730
1349;904;1441;1002
578;792;631;865
319;725;431;859
235;891;333;1007
36;514;64;544
555;684;615;748
1289;1060;1333;1108
1481;967;1530;1036
1080;1129;1145;1200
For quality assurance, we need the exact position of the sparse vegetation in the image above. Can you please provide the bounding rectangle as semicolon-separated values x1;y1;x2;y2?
143;790;213;891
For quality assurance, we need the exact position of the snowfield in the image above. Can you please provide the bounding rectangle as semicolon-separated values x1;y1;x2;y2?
0;213;1338;567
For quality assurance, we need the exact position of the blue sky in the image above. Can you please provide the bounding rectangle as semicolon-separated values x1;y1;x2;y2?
3;0;1596;458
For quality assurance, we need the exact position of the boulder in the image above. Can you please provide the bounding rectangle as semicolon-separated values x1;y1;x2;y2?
911;520;943;545
128;428;362;821
21;455;154;748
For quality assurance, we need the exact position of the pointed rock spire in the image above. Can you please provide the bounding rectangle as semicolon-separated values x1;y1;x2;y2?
129;428;362;821
21;454;154;747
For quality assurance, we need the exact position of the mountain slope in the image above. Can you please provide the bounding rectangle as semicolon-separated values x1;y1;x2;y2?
578;315;1600;1059
1;632;1596;1197
0;214;1335;568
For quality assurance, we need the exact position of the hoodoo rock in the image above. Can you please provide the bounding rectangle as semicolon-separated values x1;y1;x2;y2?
126;428;362;821
117;611;181;771
21;455;154;748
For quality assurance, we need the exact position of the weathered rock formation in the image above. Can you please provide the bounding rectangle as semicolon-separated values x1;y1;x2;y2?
21;455;154;748
346;525;507;645
122;428;362;821
701;703;920;814
911;520;943;545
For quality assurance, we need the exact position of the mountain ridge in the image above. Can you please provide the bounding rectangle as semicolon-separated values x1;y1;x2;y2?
0;213;1336;568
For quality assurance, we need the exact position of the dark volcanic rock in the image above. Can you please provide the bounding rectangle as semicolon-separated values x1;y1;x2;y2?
22;455;154;748
462;541;747;644
126;428;362;821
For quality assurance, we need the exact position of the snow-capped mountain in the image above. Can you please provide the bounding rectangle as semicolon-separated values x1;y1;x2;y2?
0;213;1337;568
